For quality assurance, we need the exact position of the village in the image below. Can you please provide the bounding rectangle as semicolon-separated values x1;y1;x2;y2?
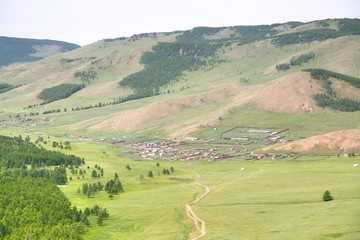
130;140;298;161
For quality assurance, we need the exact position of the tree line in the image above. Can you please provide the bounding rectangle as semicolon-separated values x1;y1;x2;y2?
276;52;315;71
272;19;360;46
0;135;83;169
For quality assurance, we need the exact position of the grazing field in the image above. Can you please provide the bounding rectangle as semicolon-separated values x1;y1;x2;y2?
55;140;360;239
191;157;360;240
59;141;195;240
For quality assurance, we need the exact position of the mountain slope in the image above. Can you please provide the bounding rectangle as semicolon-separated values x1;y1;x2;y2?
269;129;360;153
0;36;80;67
0;19;359;147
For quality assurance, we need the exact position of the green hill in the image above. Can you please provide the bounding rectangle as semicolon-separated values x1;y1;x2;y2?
0;19;360;140
0;36;80;67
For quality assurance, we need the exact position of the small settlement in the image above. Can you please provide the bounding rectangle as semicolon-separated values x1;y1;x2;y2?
131;140;298;161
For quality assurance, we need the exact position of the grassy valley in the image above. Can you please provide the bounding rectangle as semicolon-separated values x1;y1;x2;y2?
0;18;360;239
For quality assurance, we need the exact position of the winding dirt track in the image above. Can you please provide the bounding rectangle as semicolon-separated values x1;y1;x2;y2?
186;163;210;240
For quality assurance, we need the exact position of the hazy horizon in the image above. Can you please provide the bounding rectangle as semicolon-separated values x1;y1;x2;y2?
1;0;359;45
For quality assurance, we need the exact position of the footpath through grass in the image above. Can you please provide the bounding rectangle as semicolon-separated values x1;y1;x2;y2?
190;157;360;239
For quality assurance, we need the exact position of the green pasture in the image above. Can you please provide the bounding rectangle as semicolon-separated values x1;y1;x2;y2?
50;139;360;239
191;157;360;239
59;141;194;239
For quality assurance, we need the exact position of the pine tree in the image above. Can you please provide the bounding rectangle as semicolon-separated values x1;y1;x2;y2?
97;215;103;226
322;190;334;201
126;164;131;170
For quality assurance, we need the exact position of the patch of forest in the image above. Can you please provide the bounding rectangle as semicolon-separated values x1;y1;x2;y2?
118;41;221;101
0;135;90;239
272;19;360;46
118;23;286;102
304;68;360;111
0;175;87;239
0;135;83;169
276;52;315;71
38;83;85;104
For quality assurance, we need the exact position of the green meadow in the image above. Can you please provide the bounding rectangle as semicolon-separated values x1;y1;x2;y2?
53;139;360;239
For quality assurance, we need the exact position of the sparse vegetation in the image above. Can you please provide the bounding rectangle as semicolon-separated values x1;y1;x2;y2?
73;68;98;84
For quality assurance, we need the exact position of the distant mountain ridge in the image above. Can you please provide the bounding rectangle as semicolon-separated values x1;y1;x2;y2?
0;36;80;67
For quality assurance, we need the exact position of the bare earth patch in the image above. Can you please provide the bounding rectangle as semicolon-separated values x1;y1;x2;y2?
88;85;238;133
248;72;323;113
270;129;360;153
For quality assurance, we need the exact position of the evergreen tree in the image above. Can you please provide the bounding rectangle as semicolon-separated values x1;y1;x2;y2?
91;170;97;178
126;164;131;170
97;215;103;226
322;190;334;201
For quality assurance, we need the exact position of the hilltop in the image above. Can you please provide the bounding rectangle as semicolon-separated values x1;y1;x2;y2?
0;36;80;67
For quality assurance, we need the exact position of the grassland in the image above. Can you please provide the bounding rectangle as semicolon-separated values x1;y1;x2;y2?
192;157;360;239
4;127;358;239
52;139;360;239
58;140;194;240
5;129;354;240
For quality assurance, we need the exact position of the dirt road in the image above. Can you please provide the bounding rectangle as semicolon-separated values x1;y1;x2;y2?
186;163;209;240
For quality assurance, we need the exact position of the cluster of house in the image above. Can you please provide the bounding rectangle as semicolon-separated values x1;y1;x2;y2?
131;141;297;161
244;152;298;160
2;117;56;128
132;141;234;161
132;142;180;160
72;135;92;141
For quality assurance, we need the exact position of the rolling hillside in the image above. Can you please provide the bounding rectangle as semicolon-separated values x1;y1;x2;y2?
0;18;360;152
0;36;80;67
